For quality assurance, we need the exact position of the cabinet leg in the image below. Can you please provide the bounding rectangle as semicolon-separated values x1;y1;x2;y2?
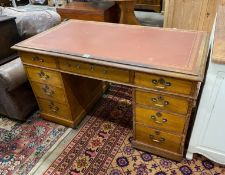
186;151;194;160
117;1;140;25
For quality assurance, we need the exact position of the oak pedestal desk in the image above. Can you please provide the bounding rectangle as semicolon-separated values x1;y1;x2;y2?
13;20;209;161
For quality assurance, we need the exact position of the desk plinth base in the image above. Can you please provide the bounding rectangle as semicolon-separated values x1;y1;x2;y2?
132;140;183;162
41;112;77;128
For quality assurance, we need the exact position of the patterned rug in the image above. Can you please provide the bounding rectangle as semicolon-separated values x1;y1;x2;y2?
44;85;225;175
0;112;70;175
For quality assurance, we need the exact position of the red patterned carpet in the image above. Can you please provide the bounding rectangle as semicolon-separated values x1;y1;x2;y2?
0;112;69;175
44;85;225;175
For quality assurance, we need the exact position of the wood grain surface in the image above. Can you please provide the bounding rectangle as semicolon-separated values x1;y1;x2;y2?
212;5;225;64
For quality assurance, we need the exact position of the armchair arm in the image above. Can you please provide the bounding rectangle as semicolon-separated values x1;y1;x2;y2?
0;58;27;91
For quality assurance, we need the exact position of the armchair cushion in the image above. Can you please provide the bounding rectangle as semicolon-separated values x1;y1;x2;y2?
0;58;27;91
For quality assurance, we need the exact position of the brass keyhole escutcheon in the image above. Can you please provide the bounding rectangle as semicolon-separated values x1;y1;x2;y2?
90;65;94;71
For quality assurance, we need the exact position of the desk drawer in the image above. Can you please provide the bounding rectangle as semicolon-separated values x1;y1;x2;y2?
135;72;195;95
135;123;182;153
135;90;190;115
38;98;72;120
59;59;130;83
20;52;57;68
31;82;67;104
26;66;63;88
135;106;186;134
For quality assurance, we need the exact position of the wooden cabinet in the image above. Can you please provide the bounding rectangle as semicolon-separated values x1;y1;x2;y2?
0;16;19;65
187;5;225;165
187;62;225;165
56;2;119;23
0;0;12;6
164;0;220;32
136;0;162;12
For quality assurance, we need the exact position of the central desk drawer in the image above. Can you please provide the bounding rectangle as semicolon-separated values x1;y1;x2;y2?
135;123;182;153
20;52;57;68
135;90;191;115
59;59;130;83
135;72;195;95
38;98;72;120
26;66;63;88
31;82;67;104
135;106;186;134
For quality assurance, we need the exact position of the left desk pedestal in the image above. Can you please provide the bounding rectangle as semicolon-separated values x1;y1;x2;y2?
20;52;105;128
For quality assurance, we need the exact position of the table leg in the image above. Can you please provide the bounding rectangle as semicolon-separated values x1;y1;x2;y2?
117;1;140;25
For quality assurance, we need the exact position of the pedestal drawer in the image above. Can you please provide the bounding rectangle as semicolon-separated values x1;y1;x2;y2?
135;123;182;153
135;72;195;95
25;66;63;88
135;106;186;134
59;59;130;83
20;52;57;68
31;82;67;104
135;90;191;115
38;98;72;120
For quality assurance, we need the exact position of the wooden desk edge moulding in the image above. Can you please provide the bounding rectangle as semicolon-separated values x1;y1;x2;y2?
12;20;210;162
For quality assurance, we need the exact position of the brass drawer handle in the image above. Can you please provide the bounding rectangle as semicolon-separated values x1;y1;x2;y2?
151;138;165;143
32;55;44;62
76;64;81;69
42;85;54;96
151;96;169;108
152;78;171;89
103;69;108;74
48;102;59;113
38;71;49;80
149;134;165;143
150;112;167;124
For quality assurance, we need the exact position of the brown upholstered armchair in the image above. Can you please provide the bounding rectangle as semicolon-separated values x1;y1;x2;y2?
0;58;37;121
0;11;60;121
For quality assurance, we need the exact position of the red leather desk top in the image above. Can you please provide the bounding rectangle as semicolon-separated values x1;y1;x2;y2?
14;20;207;77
